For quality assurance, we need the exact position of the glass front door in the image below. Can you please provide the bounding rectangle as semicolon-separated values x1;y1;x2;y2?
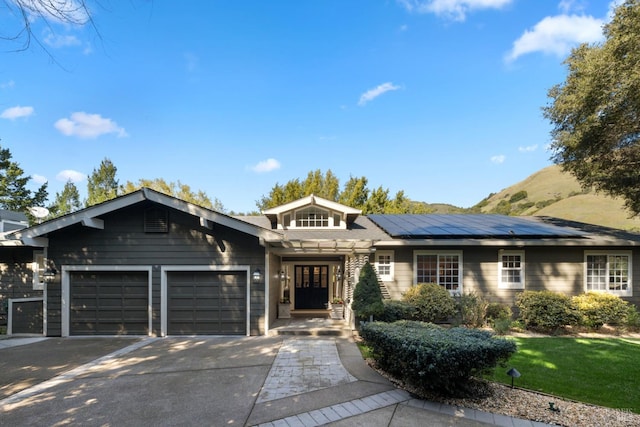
294;265;329;309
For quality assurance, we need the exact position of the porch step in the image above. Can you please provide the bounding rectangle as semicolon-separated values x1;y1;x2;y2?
269;318;353;337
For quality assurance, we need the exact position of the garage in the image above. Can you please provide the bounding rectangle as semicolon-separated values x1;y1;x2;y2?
69;271;149;335
167;271;247;335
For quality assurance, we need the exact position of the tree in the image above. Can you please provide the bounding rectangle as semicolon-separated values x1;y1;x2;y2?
2;0;95;54
544;0;640;215
351;262;384;321
49;180;81;217
338;176;369;209
0;144;48;217
120;178;225;212
86;158;118;207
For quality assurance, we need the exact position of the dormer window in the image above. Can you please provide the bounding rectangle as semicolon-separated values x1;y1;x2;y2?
296;207;329;227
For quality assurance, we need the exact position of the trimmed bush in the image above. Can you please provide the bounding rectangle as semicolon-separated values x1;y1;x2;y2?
360;321;517;395
515;290;578;332
402;283;456;323
486;302;512;322
352;262;384;320
454;292;488;327
378;300;416;322
572;292;629;329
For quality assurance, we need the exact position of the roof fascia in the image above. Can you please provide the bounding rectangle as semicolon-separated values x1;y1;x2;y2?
263;194;361;216
374;237;640;247
14;188;282;242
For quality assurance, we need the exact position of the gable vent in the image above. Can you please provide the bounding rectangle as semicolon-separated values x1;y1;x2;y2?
145;208;169;233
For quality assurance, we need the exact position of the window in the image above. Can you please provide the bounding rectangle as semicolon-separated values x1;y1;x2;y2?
498;250;525;289
295;207;329;227
32;250;45;290
585;251;632;296
414;251;462;293
375;251;394;282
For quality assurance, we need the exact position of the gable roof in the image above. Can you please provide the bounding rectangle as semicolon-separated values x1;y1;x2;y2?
262;194;361;226
8;188;282;247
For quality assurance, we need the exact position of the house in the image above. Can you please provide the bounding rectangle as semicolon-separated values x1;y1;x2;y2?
1;189;638;336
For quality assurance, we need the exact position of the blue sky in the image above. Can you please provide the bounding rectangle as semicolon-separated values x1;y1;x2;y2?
0;0;618;213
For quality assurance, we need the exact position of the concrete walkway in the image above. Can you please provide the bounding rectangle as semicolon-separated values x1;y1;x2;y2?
249;336;553;427
0;333;554;426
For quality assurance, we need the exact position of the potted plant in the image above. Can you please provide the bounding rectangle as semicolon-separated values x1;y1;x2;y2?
278;297;291;319
330;297;344;319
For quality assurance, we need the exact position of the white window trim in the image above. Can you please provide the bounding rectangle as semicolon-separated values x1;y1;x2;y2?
413;250;463;294
375;250;394;282
498;250;525;290
32;250;45;291
584;250;633;297
287;207;345;229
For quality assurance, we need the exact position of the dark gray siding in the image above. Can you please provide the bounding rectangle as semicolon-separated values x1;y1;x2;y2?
0;247;42;329
46;201;266;336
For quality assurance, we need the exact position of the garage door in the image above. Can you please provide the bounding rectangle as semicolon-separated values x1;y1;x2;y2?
167;271;246;335
70;271;149;335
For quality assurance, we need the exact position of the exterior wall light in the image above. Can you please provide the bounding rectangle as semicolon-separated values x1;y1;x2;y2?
252;268;263;284
43;268;58;282
279;270;286;280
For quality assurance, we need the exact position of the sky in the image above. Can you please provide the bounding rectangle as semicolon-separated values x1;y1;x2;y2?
0;0;620;214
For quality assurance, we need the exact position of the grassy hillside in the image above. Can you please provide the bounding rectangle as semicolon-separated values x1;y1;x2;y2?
473;165;640;231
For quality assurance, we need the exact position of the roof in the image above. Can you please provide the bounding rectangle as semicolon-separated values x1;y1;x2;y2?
367;214;587;239
0;209;29;223
8;188;282;247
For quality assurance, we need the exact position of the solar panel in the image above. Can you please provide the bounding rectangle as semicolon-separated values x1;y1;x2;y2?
367;214;587;238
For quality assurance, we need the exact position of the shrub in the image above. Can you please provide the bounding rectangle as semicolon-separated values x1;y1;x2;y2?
509;190;528;203
352;262;384;320
572;292;629;329
515;290;578;332
455;292;488;327
486;303;512;322
624;305;640;331
492;317;512;335
402;283;456;323
360;321;517;396
378;300;416;322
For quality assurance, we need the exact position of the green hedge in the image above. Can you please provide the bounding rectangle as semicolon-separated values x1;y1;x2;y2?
360;321;517;395
572;292;629;329
378;300;416;322
515;290;579;331
402;283;456;323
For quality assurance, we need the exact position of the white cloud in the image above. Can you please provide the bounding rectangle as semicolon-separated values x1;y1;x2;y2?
506;14;604;62
252;158;281;173
397;0;513;21
54;112;128;139
56;170;86;183
358;82;400;106
1;105;34;120
491;155;506;164
519;144;538;152
32;174;48;184
44;31;81;48
1;80;15;89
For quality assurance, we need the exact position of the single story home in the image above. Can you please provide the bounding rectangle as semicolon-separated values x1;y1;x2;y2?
1;189;638;336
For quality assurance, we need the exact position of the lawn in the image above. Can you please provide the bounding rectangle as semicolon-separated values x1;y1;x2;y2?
486;337;640;413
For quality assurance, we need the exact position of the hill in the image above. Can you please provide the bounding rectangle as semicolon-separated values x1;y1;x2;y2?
473;165;640;231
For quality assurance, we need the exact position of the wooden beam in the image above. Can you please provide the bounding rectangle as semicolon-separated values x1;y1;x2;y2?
81;218;104;229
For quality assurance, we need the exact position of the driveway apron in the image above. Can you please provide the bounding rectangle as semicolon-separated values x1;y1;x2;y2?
0;336;283;426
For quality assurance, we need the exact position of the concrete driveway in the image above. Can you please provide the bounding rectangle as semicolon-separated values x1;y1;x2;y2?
0;336;285;426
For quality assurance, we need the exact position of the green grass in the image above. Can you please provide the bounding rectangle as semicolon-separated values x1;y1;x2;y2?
486;337;640;413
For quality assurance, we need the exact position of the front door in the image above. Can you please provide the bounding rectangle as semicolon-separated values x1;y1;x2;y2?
294;265;329;309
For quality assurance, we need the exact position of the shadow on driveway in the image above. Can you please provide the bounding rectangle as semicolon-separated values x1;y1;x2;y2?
0;336;284;426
